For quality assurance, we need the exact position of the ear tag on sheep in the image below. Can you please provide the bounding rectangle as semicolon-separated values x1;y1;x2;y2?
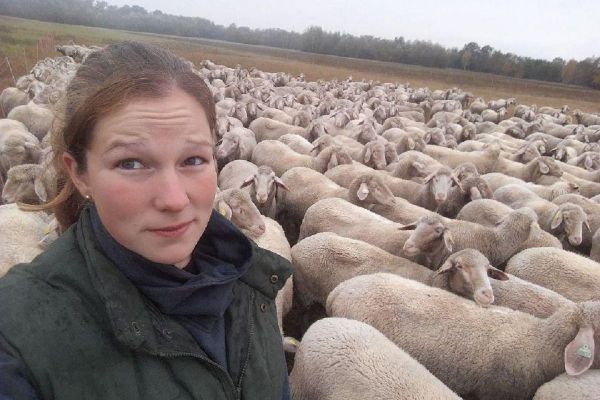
357;183;369;201
577;344;592;359
218;204;229;217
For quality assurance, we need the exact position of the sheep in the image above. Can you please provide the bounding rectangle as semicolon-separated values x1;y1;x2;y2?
437;175;493;218
488;98;516;111
277;133;313;155
510;141;544;164
239;165;288;219
533;371;600;400
0;125;42;183
422;145;502;174
0;87;30;117
248;117;307;142
552;139;590;162
453;162;480;181
481;107;507;123
456;198;563;251
349;140;388;170
399;210;535;268
292;233;506;319
469;97;488;114
326;272;600;400
0;204;56;277
1;163;55;204
298;197;410;255
506;247;600;303
573;109;600;126
213;188;265;237
290;317;461;400
494;185;589;247
388;150;443;181
215;115;243;138
279;167;396;224
217;159;258;191
567;151;600;171
380;128;411;149
400;166;462;211
251;140;352;176
215;127;256;169
552;193;600;251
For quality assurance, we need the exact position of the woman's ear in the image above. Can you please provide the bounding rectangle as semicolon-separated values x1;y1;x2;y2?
62;152;91;198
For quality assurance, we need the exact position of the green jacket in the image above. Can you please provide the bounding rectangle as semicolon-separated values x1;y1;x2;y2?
0;207;292;399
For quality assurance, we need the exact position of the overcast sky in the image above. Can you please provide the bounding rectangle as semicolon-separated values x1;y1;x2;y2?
105;0;598;61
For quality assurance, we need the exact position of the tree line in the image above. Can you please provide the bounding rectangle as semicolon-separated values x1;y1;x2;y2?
1;0;599;89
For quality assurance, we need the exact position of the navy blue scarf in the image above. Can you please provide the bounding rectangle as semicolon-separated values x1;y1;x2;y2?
90;206;253;368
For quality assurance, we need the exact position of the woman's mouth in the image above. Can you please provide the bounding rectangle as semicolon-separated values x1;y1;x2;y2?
150;221;192;238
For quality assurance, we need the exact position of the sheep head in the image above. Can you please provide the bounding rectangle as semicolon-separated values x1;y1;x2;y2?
423;167;462;204
437;249;508;308
550;203;588;246
400;214;453;258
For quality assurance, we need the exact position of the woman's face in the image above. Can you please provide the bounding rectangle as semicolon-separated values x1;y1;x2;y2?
64;87;217;268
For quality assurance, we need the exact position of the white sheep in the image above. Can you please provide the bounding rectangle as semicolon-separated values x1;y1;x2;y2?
533;371;600;400
290;317;460;400
506;247;600;303
0;87;30;116
327;273;600;400
0;204;55;277
7;103;55;141
251;140;352;176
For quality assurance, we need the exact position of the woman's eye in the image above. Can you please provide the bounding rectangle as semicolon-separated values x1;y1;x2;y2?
118;159;144;170
183;156;205;166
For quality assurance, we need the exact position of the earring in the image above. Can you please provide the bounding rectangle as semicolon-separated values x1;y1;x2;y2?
85;194;91;201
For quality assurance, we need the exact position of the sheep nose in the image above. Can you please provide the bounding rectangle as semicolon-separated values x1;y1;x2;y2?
402;240;420;256
435;193;447;203
254;223;266;235
475;288;494;308
569;235;582;246
256;194;268;204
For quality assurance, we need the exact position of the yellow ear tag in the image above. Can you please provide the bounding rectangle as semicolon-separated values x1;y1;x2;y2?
288;338;300;347
44;225;51;235
218;204;228;217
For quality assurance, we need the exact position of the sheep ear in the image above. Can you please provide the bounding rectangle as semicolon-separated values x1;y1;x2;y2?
470;186;482;200
487;266;509;281
274;176;290;191
423;133;431;143
584;219;591;232
364;146;372;163
412;161;426;172
550;209;563;230
327;152;339;170
564;325;595;376
423;172;435;183
443;230;454;252
240;174;256;189
34;176;48;202
538;160;550;174
357;182;369;201
452;174;464;191
584;155;593;170
436;259;455;275
398;222;417;230
407;137;416;150
217;200;233;220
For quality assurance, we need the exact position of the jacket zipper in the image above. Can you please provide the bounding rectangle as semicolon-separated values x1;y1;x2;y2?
153;349;240;400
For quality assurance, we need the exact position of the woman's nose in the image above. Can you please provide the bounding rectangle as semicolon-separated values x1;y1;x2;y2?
153;169;190;211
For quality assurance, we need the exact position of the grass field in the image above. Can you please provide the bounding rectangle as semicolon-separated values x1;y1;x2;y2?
1;15;599;113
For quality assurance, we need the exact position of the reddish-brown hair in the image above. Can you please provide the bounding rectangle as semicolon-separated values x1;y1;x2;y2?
28;41;216;231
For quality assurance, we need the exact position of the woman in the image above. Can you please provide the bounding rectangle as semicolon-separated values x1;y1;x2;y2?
0;42;292;399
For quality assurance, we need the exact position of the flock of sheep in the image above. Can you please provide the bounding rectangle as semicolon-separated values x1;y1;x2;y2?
1;44;600;400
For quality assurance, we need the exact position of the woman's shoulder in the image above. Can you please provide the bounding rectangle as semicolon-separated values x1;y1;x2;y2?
239;241;293;301
0;226;92;316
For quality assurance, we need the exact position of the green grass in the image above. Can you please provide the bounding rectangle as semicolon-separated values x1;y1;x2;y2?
1;15;599;113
